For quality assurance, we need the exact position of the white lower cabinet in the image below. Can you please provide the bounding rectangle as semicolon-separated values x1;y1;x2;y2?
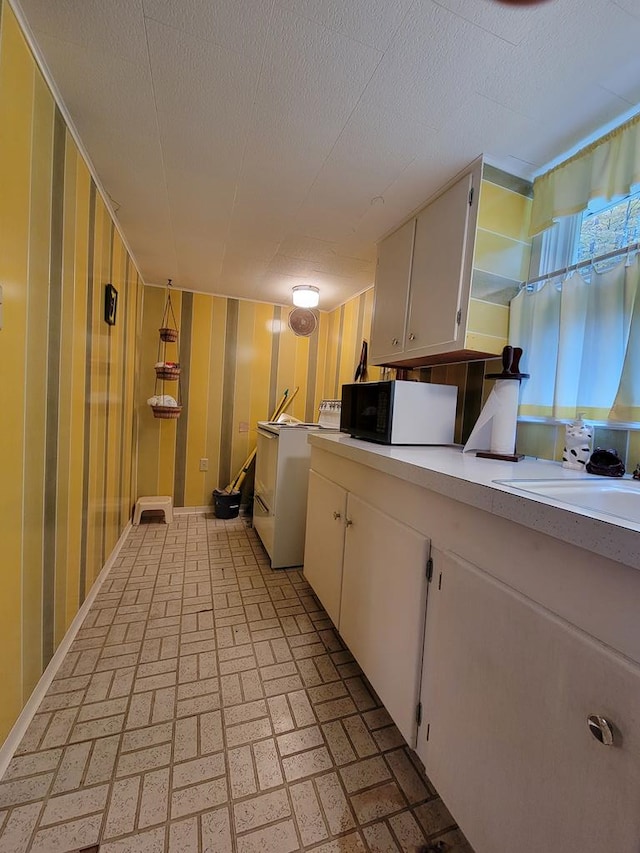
304;445;640;852
303;470;429;746
417;550;640;853
339;494;429;747
303;470;347;626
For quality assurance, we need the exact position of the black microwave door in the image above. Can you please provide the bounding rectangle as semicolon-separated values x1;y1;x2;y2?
340;383;393;443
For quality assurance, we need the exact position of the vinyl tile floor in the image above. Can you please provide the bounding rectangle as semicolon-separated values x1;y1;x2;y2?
0;514;474;853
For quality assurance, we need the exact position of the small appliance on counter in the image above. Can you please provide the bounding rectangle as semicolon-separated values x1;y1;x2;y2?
318;400;341;428
340;379;457;445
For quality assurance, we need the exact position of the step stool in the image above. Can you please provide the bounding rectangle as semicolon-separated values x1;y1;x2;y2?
133;495;173;525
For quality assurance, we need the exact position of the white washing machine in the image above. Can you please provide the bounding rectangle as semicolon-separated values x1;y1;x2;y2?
253;422;327;569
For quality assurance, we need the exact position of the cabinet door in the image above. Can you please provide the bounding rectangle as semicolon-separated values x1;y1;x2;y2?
370;218;415;362
405;171;475;355
303;471;347;627
418;550;640;853
340;494;429;746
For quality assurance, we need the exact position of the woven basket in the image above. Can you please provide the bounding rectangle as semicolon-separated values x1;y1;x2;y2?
151;405;182;420
155;365;181;380
159;327;178;342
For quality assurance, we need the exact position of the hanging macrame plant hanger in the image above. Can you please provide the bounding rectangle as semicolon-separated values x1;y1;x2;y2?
159;281;179;341
151;280;182;419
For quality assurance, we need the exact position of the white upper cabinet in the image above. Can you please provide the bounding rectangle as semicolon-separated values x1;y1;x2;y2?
371;156;503;367
405;171;474;356
369;218;416;363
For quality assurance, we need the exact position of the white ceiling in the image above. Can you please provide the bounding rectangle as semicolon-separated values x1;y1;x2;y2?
14;0;640;310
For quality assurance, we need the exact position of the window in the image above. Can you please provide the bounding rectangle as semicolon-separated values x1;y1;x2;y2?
511;191;640;422
515;115;640;422
575;190;640;267
534;189;640;282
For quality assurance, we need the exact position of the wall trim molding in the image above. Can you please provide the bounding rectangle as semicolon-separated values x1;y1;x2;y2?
0;522;132;778
173;506;252;517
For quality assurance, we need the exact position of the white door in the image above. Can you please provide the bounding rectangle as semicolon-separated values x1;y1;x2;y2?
370;218;415;362
339;494;429;746
405;172;474;355
303;471;347;627
418;550;640;853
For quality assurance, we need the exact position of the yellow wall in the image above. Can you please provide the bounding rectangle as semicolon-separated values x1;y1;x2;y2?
137;289;330;505
321;287;381;397
136;285;379;507
0;2;141;741
468;173;533;353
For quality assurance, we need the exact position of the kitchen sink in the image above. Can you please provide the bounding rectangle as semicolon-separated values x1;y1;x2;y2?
493;477;640;524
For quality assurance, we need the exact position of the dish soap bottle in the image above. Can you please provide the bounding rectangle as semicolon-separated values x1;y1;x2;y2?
562;414;592;470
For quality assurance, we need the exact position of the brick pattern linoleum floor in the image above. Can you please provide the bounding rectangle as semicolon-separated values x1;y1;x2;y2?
0;514;474;853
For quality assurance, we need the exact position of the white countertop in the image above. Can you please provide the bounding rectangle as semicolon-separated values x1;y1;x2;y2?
308;433;640;570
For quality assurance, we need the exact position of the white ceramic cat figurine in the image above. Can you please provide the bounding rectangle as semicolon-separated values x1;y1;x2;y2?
562;415;592;470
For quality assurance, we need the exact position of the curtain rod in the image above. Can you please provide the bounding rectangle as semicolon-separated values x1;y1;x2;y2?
521;241;640;288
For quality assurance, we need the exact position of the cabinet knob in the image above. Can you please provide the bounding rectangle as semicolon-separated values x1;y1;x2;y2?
587;715;615;746
408;332;416;341
392;337;400;346
333;511;341;520
345;518;353;527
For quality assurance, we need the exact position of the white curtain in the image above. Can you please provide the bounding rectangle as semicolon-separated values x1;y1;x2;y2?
530;113;640;236
509;256;640;421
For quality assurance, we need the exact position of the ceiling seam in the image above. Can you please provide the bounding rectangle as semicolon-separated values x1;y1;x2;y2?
430;0;524;47
6;0;148;286
141;9;256;60
274;9;394;52
220;2;410;297
141;3;179;283
282;2;415;235
217;0;279;288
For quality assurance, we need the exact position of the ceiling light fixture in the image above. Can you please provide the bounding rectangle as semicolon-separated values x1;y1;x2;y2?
292;284;320;308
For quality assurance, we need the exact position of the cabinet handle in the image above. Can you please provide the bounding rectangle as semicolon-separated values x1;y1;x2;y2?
587;715;615;746
345;518;353;527
408;333;416;341
254;494;269;513
333;511;341;520
392;338;399;346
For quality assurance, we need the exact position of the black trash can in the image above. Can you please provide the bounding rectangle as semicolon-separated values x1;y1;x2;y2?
213;488;241;519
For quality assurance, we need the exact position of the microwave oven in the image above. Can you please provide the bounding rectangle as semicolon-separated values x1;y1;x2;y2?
340;379;457;445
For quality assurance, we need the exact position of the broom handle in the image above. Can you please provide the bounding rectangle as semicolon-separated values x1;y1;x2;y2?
270;388;292;422
228;448;257;494
227;387;300;493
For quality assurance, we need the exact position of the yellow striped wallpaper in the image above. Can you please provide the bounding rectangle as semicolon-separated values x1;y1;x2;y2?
0;2;543;749
0;2;142;742
136;285;379;508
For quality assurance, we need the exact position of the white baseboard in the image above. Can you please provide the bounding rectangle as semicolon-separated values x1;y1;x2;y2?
140;506;249;518
174;506;252;518
0;522;133;778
